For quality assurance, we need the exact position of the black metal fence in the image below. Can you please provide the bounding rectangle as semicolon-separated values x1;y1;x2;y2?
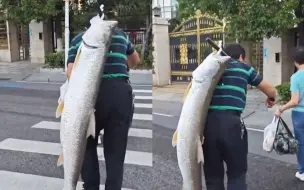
123;29;146;45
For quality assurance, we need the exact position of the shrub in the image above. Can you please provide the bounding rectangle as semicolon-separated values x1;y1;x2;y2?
134;43;153;69
275;83;291;104
45;52;65;68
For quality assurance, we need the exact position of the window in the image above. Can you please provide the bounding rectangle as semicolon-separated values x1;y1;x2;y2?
0;20;8;49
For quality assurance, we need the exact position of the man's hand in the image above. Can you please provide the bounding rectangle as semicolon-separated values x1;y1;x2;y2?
265;97;276;108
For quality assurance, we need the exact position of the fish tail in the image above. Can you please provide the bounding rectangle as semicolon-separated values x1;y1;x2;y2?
197;138;204;164
55;101;64;118
172;129;178;147
57;152;64;166
183;82;192;102
86;109;96;138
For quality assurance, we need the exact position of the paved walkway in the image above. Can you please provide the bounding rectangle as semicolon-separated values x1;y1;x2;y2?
0;61;42;81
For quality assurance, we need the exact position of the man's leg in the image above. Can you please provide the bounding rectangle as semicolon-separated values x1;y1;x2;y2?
203;113;225;190
221;116;248;190
292;111;304;174
103;82;133;190
81;131;102;190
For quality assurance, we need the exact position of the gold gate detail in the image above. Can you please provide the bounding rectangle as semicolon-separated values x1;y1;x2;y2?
170;10;225;82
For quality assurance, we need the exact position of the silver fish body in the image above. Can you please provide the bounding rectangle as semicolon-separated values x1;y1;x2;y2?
173;51;231;190
59;18;118;190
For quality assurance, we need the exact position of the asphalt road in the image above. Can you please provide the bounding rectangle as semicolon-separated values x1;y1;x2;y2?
153;99;304;190
0;81;153;190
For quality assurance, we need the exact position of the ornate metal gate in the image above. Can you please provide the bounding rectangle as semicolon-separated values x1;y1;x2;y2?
169;10;225;82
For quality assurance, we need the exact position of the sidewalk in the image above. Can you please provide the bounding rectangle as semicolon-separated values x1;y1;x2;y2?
0;61;42;81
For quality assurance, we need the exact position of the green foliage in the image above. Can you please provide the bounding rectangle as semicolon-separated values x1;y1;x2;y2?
275;83;291;104
177;0;303;41
0;0;62;24
45;52;65;68
134;44;153;69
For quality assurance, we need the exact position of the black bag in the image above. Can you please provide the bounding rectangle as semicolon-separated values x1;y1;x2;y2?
273;117;299;155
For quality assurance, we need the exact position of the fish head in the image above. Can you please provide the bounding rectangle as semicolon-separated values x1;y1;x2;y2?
82;15;118;49
192;51;231;82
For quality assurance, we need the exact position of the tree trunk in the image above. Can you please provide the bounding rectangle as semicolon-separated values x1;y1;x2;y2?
298;21;304;46
55;13;63;52
140;16;152;64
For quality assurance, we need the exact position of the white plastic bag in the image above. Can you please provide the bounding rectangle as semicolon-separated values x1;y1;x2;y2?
263;116;279;152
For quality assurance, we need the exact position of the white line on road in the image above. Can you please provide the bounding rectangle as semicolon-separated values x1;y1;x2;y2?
0;170;134;190
247;127;264;132
133;89;152;93
135;96;152;100
153;112;174;117
32;121;153;138
134;103;152;108
0;139;153;167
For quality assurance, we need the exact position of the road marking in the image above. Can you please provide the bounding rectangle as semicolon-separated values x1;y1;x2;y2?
133;89;152;93
100;128;152;138
32;121;153;138
16;80;152;87
0;170;134;190
135;103;152;108
247;127;264;132
135;96;152;100
0;139;153;167
153;112;174;117
133;113;152;121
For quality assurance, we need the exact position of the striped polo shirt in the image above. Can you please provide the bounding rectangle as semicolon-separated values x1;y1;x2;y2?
67;27;135;78
209;61;263;112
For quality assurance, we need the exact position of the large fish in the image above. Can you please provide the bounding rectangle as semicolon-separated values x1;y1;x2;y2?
55;15;118;189
172;51;231;190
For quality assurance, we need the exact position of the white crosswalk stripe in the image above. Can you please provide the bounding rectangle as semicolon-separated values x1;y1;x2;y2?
0;86;152;190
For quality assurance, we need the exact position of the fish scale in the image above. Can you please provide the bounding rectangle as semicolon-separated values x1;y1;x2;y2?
172;51;231;190
57;16;118;190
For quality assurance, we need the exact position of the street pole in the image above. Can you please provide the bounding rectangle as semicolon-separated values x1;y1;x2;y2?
64;0;70;73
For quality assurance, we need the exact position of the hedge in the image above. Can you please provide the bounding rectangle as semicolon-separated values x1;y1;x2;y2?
45;52;65;68
275;83;291;104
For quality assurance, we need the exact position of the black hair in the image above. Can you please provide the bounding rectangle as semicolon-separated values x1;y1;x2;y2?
292;46;304;65
223;44;246;60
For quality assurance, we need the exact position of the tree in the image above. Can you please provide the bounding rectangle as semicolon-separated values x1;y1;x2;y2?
0;0;61;25
177;0;304;44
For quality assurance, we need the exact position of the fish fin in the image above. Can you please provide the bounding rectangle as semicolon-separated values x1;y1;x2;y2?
57;152;64;166
197;139;204;164
183;82;192;102
172;129;178;147
86;109;96;138
55;101;64;118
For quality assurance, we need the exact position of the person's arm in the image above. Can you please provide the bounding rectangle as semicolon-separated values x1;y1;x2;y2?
278;76;299;112
66;40;80;80
248;66;277;104
126;38;140;68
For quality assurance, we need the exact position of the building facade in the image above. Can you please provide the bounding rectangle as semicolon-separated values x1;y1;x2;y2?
153;0;177;19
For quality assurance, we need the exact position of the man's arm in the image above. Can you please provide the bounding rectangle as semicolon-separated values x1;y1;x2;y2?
126;39;140;68
66;39;81;79
248;66;277;99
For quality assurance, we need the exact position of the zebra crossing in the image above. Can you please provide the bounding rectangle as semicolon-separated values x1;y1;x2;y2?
0;85;152;190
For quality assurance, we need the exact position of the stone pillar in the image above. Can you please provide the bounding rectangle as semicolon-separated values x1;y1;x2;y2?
29;20;53;64
263;31;295;86
152;17;170;86
263;37;283;86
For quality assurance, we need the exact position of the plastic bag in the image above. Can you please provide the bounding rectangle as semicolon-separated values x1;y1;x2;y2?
263;116;279;152
273;117;299;155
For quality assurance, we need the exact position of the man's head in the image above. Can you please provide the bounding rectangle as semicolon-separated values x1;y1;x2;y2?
223;44;246;62
292;46;304;68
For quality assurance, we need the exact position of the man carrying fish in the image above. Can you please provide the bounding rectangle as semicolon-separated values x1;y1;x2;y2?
66;15;140;190
203;44;277;190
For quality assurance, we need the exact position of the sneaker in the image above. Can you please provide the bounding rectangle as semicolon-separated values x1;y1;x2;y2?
295;172;304;181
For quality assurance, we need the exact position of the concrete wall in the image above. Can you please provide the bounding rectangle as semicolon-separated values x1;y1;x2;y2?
152;17;171;86
29;20;53;64
263;31;295;86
